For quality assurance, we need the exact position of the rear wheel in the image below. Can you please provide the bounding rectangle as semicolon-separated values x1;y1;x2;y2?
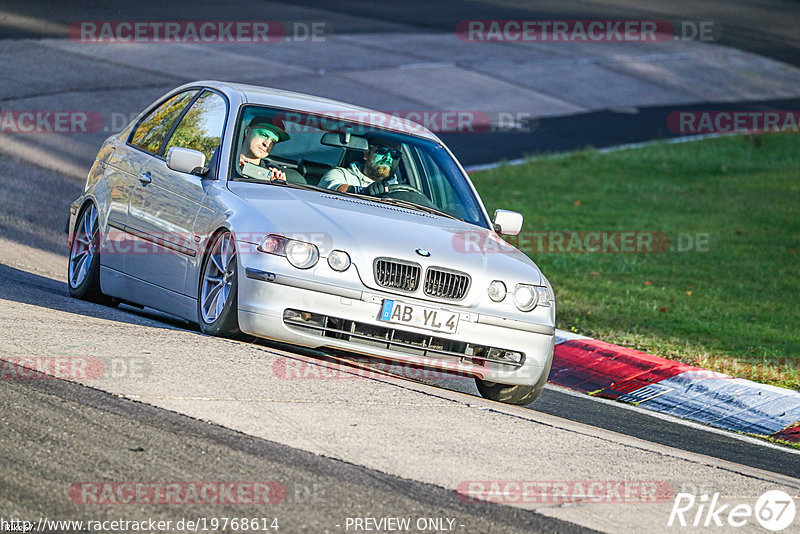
68;203;110;304
198;231;241;337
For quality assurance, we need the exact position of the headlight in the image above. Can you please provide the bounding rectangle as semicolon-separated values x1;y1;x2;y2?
513;284;538;311
327;250;351;272
258;234;319;270
285;240;319;269
488;280;506;302
258;234;286;255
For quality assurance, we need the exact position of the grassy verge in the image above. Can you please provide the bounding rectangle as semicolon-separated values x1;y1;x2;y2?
470;133;800;391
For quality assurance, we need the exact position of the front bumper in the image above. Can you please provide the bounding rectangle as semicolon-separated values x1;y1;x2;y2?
237;259;554;387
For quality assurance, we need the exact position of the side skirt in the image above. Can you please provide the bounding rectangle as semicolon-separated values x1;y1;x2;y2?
100;266;199;324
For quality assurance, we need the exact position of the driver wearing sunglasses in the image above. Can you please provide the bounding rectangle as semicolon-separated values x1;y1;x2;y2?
319;138;402;195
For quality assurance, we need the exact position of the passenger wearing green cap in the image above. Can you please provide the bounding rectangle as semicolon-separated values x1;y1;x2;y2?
238;117;290;181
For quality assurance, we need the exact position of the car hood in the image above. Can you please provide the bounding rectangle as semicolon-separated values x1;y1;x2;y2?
229;183;543;293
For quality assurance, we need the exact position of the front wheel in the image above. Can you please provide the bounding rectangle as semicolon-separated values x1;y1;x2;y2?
475;355;552;405
198;231;242;337
475;380;539;405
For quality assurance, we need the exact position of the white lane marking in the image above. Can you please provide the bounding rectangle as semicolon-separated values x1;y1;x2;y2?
544;384;800;455
122;395;454;406
554;329;591;343
289;347;800;455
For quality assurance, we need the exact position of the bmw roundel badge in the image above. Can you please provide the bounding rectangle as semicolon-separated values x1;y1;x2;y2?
415;248;431;257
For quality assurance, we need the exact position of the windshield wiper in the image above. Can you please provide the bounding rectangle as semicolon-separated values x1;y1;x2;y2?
372;196;463;221
320;187;463;221
258;179;328;192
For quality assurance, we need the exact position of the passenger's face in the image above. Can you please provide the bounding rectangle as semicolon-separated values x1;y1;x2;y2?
244;128;276;160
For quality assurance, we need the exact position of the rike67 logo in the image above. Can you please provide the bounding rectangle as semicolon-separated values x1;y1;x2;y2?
668;490;796;531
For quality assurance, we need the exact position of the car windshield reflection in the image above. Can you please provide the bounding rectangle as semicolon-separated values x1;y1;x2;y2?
230;106;485;226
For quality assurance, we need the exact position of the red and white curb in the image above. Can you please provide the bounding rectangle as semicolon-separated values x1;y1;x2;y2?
552;330;800;443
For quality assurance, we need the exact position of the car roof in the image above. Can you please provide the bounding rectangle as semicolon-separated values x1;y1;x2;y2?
192;80;441;143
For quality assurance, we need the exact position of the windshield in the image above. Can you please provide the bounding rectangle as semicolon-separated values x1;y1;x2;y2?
230;105;488;227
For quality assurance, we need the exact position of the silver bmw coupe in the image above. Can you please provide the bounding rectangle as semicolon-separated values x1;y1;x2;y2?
67;81;555;405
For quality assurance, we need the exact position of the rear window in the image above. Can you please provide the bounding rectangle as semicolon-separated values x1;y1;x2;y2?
129;90;198;154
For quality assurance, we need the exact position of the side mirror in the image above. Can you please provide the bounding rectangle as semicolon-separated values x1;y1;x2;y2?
166;147;206;175
492;209;523;235
321;132;369;151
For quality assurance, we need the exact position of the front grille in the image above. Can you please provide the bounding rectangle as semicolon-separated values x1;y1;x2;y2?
283;309;524;367
424;267;470;300
374;258;421;292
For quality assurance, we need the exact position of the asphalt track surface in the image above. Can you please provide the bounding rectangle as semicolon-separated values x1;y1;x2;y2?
2;0;799;164
1;248;799;519
288;0;800;68
442;97;800;165
1;366;592;534
3;0;798;67
1;147;799;480
2;2;800;532
295;0;800;163
2;264;800;480
1;257;798;533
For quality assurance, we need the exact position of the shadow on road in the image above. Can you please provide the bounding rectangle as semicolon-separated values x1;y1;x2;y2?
0;259;485;402
0;154;83;256
0;262;196;331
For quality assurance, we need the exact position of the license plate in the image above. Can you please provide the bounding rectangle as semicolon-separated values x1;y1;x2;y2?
379;299;459;334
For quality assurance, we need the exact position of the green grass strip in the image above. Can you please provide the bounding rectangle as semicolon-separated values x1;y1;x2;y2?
470;133;800;390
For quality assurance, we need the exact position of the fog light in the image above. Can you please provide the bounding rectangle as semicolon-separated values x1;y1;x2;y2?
327;250;351;272
488;348;523;364
488;280;506;302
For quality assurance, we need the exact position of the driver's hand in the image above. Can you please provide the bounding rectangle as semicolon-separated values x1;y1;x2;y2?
358;180;387;196
267;167;286;181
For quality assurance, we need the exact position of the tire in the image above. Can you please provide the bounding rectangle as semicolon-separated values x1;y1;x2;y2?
475;354;553;406
68;203;111;304
198;230;242;337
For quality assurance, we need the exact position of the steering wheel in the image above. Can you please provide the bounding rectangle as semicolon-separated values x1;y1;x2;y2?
385;184;419;194
379;184;437;209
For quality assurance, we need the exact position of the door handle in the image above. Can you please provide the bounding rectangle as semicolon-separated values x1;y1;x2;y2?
139;171;152;185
